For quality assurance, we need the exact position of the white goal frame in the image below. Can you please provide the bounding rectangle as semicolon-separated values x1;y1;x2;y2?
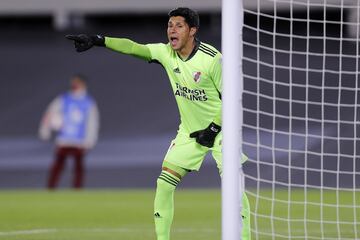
222;0;360;239
222;0;244;239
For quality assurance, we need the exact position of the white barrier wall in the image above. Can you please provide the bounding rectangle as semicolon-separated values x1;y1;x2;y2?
0;0;221;29
1;0;357;30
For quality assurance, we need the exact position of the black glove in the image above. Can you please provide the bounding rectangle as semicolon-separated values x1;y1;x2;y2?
190;122;221;148
65;34;105;52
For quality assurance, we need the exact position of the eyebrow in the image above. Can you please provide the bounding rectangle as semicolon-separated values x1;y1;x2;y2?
168;20;185;25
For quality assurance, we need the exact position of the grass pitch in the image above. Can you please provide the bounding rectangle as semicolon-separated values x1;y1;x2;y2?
0;189;221;240
0;189;359;240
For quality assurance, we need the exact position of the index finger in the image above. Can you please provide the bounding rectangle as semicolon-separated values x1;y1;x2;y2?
65;35;79;41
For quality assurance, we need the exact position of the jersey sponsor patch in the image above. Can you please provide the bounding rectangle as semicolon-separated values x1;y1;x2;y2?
174;83;208;101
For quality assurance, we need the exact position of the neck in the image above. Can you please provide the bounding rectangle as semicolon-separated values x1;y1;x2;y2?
177;38;195;60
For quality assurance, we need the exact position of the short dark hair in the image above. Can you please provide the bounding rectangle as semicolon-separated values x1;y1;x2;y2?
168;7;200;29
72;74;87;82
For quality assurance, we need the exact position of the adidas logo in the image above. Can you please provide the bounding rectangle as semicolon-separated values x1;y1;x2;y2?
173;67;181;74
154;212;161;218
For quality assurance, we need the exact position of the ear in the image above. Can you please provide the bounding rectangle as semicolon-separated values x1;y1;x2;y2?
190;27;197;37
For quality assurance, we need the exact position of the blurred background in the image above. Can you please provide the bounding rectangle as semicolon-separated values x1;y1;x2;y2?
0;0;359;189
0;0;225;189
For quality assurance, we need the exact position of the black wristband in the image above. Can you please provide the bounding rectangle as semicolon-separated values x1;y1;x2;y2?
91;35;105;46
208;122;221;134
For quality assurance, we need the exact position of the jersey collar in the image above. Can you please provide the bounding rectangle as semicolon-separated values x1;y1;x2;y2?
177;38;200;62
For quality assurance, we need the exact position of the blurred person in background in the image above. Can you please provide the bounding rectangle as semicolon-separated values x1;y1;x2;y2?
66;7;250;240
39;74;100;189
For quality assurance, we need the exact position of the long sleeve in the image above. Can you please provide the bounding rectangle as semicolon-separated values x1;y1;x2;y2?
105;37;152;61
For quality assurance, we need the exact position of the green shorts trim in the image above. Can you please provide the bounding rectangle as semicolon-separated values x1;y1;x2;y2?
162;161;190;177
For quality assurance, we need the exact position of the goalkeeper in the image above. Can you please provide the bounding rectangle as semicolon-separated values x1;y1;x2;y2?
66;7;251;240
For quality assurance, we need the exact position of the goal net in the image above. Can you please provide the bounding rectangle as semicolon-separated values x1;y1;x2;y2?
241;0;360;239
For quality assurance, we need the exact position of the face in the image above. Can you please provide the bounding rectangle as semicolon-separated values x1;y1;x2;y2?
70;78;86;92
167;16;196;51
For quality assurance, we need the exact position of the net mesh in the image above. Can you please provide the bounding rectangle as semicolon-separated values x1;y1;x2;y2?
242;0;360;239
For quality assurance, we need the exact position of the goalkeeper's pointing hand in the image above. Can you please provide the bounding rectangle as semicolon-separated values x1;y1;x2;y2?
190;122;221;148
66;34;105;52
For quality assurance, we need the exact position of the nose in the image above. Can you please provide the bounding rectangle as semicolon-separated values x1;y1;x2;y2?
168;26;176;33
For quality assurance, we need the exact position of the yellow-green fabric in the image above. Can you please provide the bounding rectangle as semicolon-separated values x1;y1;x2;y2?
105;38;222;131
146;42;222;134
154;177;176;240
105;37;151;61
242;191;252;240
105;36;250;240
164;131;248;172
162;161;189;177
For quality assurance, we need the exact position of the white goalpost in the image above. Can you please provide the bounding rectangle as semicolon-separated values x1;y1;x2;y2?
223;0;360;239
222;0;244;239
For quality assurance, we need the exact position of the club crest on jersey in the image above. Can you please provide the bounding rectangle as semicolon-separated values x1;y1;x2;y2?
192;71;202;83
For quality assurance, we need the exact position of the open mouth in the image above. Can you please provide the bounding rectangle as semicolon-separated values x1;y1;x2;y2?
170;37;178;46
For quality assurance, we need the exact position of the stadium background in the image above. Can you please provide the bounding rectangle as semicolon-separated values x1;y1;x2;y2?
0;1;358;189
0;1;225;189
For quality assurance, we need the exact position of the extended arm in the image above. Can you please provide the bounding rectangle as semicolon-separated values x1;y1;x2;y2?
65;34;152;61
105;37;151;61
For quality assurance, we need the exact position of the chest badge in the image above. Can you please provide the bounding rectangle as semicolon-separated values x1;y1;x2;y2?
192;71;202;83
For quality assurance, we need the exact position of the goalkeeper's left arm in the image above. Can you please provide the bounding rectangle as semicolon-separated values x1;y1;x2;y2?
65;34;152;61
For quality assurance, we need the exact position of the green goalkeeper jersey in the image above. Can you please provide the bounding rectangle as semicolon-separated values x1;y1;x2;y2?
105;38;222;135
147;41;222;134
